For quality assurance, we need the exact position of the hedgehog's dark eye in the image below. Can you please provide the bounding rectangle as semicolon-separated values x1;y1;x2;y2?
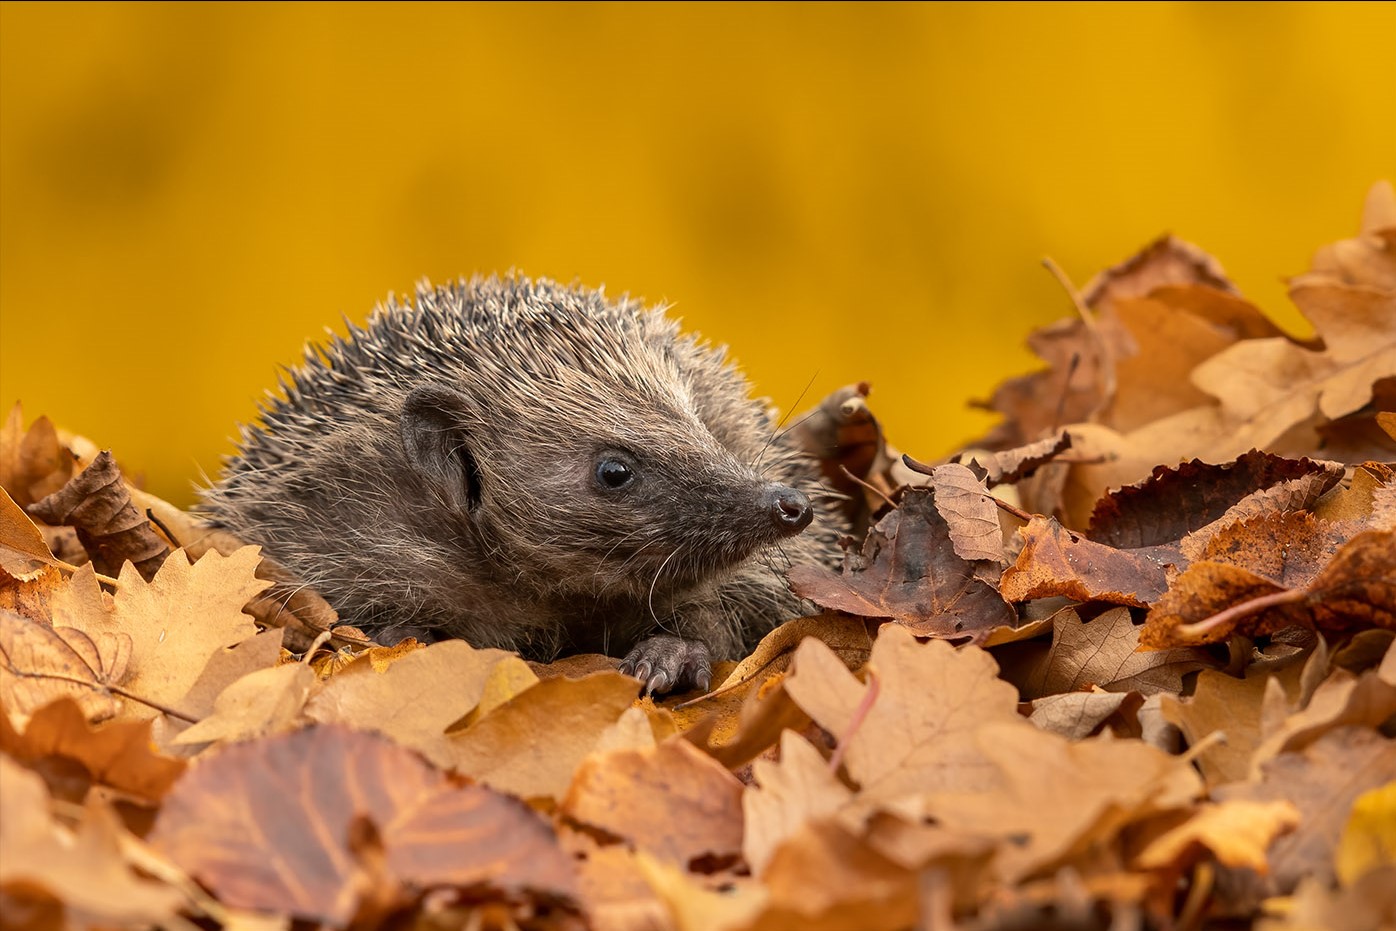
594;455;637;492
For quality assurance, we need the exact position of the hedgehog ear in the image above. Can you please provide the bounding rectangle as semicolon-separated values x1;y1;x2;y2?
400;386;483;511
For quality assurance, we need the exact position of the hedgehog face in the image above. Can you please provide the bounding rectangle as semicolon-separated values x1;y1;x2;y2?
398;382;813;600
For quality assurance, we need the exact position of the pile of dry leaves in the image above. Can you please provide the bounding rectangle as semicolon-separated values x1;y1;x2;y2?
2;183;1393;931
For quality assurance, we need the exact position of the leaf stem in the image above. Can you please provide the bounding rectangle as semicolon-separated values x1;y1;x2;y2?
1175;588;1307;639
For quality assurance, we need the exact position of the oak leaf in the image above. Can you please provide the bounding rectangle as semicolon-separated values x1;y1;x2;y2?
784;626;1026;804
1214;725;1396;900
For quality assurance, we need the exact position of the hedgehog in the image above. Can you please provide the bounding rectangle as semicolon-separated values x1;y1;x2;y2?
202;275;845;693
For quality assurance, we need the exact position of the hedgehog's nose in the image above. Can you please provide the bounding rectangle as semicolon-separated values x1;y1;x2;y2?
767;485;814;536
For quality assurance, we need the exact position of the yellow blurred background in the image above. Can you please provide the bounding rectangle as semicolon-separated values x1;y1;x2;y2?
2;2;1393;507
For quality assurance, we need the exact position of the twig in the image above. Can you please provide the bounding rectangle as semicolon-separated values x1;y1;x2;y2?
989;495;1035;523
0;657;197;723
839;465;896;510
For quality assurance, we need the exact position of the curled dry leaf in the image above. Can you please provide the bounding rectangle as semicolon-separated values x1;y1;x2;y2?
26;450;171;581
1087;451;1344;550
948;430;1072;487
0;404;75;508
148;724;579;925
789;488;1015;643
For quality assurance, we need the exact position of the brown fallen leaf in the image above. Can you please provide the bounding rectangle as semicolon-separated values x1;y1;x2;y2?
0;608;129;725
784;626;1027;804
307;638;524;768
563;736;745;867
1142;519;1396;647
921;720;1201;882
1249;640;1396;772
922;462;1006;564
0;404;75;508
998;607;1219;701
1087;451;1344;549
742;730;855;876
52;547;269;722
0;755;185;927
1;486;68;582
948;431;1073;488
1214;726;1396;902
0;696;185;804
789;488;1015;642
1026;689;1141;740
170;661;317;747
999;516;1175;608
447;670;639;800
1159;664;1305;789
149;724;579;925
26;450;171;581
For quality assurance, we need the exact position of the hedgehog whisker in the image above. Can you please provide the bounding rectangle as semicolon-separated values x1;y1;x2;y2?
755;370;819;473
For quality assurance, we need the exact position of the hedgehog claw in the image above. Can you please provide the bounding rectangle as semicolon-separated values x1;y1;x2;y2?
621;635;712;696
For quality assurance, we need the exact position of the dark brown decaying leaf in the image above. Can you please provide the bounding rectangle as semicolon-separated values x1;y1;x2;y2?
999;516;1175;608
149;724;578;925
789;488;1015;642
1088;451;1345;550
26;451;171;581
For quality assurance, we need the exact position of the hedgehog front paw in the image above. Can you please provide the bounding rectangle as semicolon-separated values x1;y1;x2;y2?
619;635;713;696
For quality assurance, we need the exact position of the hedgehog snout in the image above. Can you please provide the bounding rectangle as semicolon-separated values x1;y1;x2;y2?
765;485;814;536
